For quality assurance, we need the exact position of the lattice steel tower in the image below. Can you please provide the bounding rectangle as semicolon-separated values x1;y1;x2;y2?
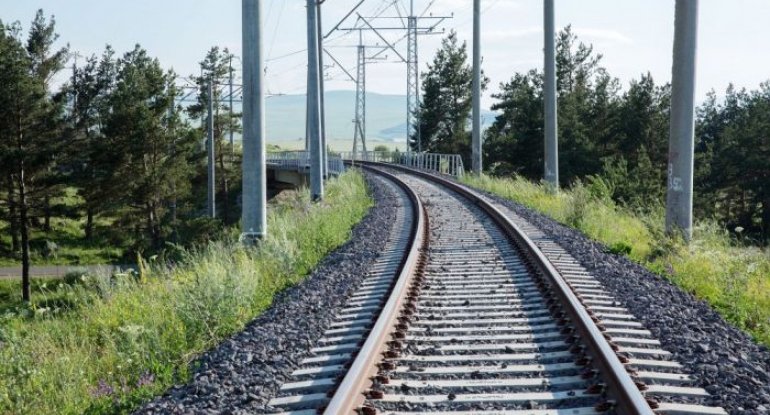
407;12;420;152
353;36;368;160
335;1;449;155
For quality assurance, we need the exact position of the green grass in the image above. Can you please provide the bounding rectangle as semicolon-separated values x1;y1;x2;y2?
462;174;770;347
0;171;372;414
0;277;82;315
0;188;123;267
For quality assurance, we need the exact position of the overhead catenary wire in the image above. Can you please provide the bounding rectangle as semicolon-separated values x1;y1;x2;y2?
267;0;287;60
419;0;436;18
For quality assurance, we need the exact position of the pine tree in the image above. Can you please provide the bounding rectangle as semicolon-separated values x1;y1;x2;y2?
66;46;117;240
485;26;618;184
103;45;197;251
411;31;488;164
483;70;544;177
0;11;68;301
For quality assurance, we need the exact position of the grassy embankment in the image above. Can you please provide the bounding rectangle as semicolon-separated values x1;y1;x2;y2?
0;171;372;414
462;174;770;347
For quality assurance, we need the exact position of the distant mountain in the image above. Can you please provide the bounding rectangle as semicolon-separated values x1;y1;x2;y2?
261;90;497;150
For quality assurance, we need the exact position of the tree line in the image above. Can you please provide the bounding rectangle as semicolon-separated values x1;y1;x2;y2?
0;11;242;301
410;27;770;242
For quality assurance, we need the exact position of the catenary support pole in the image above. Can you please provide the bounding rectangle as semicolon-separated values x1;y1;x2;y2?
317;1;328;178
471;0;482;174
207;81;216;218
353;30;366;161
407;0;420;152
229;55;235;165
543;0;559;189
241;0;267;240
307;0;324;200
666;0;698;240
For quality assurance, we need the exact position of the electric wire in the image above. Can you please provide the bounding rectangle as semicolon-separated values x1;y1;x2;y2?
419;0;436;18
267;0;287;60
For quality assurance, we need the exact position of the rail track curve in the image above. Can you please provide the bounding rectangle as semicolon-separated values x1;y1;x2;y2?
268;163;726;415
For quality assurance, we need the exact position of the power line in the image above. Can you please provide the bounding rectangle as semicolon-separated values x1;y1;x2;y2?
419;0;436;18
267;0;287;60
266;48;306;62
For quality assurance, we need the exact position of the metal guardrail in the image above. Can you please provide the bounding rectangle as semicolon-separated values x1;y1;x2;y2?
266;151;345;175
337;151;393;163
340;150;465;177
267;150;464;178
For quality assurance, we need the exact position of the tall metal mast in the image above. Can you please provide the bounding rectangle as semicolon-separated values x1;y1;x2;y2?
471;0;482;173
241;0;267;240
353;32;366;160
307;0;324;201
207;80;216;218
543;0;559;189
325;31;384;162
337;3;450;154
407;0;420;152
317;1;328;178
666;0;699;240
228;55;235;165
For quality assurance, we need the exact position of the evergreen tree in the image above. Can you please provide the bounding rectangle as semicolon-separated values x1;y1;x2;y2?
0;11;68;301
485;26;617;184
695;84;770;239
103;45;197;251
66;46;117;240
602;73;670;207
484;27;672;209
410;31;488;165
483;70;544;177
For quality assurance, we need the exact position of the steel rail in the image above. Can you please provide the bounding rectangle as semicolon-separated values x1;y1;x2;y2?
355;161;655;415
323;165;428;415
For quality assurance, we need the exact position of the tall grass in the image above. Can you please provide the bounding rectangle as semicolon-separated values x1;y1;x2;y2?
0;171;372;414
463;174;770;346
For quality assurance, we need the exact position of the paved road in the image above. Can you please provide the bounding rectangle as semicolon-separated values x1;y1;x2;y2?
0;264;134;279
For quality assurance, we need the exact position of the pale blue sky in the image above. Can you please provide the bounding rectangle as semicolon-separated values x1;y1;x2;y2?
3;0;769;108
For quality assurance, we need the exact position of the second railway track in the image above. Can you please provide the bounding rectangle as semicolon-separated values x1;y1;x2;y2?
268;164;727;415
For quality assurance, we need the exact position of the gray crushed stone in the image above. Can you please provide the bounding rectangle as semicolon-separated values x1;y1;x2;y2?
471;184;770;414
136;171;398;415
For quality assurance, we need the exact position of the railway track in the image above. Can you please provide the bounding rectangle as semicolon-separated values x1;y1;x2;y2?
268;164;727;415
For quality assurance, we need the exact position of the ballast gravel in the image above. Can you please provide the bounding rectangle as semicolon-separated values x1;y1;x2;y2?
472;186;770;414
136;172;399;415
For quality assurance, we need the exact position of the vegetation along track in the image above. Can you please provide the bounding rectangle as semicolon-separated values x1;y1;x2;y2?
268;164;727;415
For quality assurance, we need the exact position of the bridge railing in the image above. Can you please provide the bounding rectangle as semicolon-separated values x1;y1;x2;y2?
266;150;346;175
341;150;465;178
395;152;465;177
337;151;392;163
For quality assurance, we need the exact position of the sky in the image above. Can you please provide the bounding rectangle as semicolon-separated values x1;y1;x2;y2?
3;0;770;110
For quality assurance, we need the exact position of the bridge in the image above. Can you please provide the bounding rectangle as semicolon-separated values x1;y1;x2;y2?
266;150;466;190
266;151;346;190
